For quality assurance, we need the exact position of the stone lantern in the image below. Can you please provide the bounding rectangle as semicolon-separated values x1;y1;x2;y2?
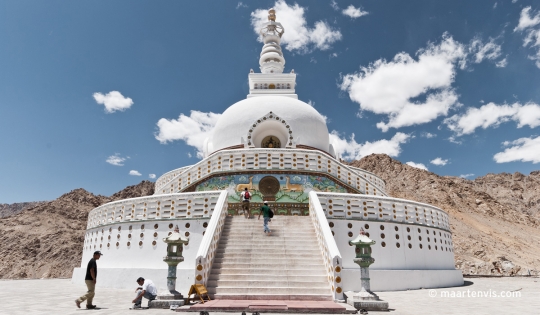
149;225;189;309
345;228;388;311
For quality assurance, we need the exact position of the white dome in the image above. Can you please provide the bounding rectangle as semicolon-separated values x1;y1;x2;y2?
207;96;330;155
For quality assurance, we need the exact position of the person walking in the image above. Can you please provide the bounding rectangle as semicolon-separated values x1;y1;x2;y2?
258;201;272;235
240;187;251;218
132;277;158;309
75;251;102;309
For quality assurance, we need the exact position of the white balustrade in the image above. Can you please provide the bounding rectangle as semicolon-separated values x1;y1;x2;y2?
155;165;192;193
315;192;451;232
309;191;344;301
154;148;387;196
86;191;223;229
194;190;229;287
347;166;386;192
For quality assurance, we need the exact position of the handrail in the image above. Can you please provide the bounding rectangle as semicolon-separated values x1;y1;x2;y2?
194;190;229;287
309;191;344;301
155;165;193;192
315;192;451;232
154;148;387;197
86;191;222;229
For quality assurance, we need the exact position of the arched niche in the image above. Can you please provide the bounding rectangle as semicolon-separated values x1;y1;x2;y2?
246;112;294;148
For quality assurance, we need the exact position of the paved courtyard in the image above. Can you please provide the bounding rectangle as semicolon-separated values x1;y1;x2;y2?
0;277;538;315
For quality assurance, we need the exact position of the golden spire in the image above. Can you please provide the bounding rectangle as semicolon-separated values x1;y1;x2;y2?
268;8;276;21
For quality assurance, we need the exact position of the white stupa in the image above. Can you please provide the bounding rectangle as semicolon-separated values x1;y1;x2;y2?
73;9;463;300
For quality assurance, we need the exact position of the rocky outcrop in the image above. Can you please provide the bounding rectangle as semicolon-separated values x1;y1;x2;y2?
0;181;155;279
350;154;540;276
0;202;46;218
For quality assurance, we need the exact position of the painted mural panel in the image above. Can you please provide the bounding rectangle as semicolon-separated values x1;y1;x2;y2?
195;174;347;203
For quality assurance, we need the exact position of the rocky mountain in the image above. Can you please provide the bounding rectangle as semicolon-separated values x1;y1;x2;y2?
350;154;540;276
2;157;539;279
0;181;154;279
0;201;46;218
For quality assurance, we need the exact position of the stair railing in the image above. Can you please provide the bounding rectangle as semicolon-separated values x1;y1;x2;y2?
309;191;344;301
194;190;228;287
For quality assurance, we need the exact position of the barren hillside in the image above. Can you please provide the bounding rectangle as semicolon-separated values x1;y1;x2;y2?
0;181;154;279
350;154;540;276
0;202;46;218
1;157;539;279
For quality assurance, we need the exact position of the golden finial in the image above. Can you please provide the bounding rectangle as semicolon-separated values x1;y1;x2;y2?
268;8;276;21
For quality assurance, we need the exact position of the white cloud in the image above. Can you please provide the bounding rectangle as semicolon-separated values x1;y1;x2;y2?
460;173;475;179
329;131;410;160
106;153;128;166
430;157;448;166
494;136;540;163
236;2;247;9
330;0;339;11
129;170;142;176
342;5;369;19
445;102;540;135
251;0;342;53
495;57;508;67
406;161;428;171
422;132;437;138
155;110;221;158
469;37;503;64
149;174;156;179
515;7;540;31
493;2;498;9
93;91;133;113
514;7;540;68
340;34;466;132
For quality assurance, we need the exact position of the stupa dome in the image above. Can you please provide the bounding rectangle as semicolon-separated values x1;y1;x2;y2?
205;96;330;156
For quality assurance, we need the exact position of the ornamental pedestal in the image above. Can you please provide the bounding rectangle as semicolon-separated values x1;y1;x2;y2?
149;226;188;309
346;229;389;312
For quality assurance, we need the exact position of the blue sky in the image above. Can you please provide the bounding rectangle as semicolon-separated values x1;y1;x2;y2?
2;0;540;203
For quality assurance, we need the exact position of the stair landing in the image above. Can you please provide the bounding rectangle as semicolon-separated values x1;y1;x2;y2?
187;299;356;313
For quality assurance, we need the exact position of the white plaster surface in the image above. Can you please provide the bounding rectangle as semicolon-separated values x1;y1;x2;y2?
208;96;330;155
2;277;538;315
341;269;464;291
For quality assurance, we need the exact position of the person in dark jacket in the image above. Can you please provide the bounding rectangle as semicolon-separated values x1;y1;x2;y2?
258;201;272;235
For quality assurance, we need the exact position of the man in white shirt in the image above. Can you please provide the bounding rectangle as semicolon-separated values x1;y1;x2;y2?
132;277;157;308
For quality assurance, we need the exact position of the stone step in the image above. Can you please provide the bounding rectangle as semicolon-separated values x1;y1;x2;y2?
211;293;333;301
218;239;316;246
215;249;321;255
210;268;327;276
214;252;322;259
213;257;325;264
207;280;329;288
209;287;332;296
207;216;332;301
214;244;319;251
212;262;326;269
221;232;315;237
208;274;328;282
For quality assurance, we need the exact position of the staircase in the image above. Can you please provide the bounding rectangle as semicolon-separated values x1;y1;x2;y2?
207;215;333;300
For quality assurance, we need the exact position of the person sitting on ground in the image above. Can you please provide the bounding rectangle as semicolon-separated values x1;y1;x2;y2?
132;277;157;308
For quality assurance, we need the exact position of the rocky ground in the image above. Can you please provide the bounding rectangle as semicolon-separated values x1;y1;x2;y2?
0;181;154;279
350;154;540;276
0;201;46;218
1;155;539;279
